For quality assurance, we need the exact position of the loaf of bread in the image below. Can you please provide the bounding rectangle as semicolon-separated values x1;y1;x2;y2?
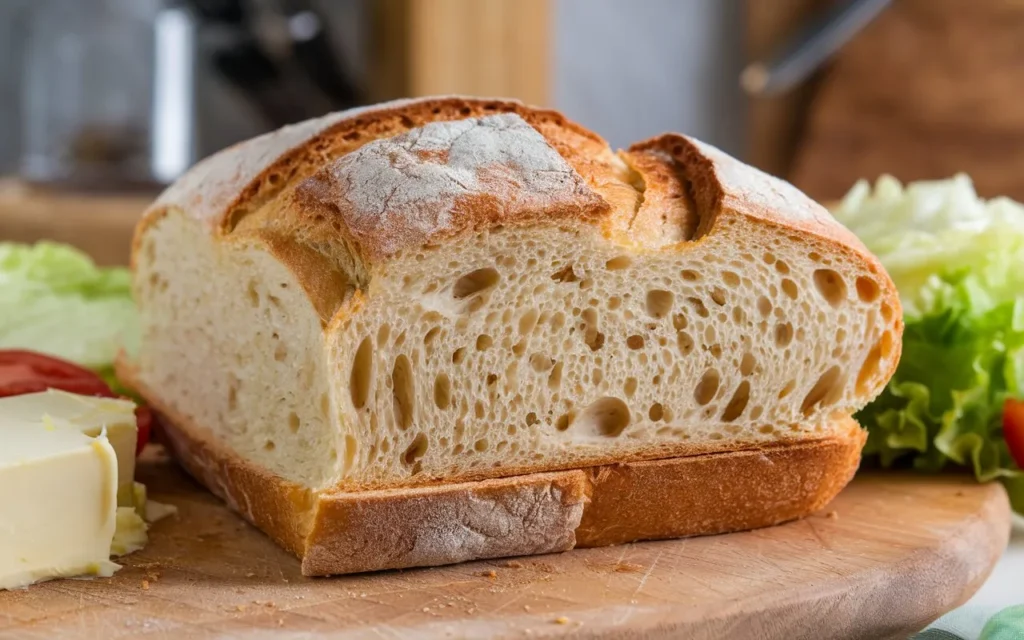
121;96;901;575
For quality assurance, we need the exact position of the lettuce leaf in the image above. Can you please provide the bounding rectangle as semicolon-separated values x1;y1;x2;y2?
835;175;1024;510
0;242;138;371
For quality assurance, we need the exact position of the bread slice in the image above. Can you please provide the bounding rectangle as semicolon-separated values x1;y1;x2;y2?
130;97;900;496
117;360;865;575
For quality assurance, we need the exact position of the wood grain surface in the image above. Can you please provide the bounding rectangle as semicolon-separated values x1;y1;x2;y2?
0;448;1009;640
791;0;1024;203
0;182;151;266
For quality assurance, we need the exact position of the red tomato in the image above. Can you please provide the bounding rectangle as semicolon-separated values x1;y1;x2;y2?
0;349;151;455
0;350;99;380
1002;398;1024;469
134;405;153;456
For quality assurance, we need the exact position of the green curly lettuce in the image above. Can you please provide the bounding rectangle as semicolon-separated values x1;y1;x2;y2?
834;175;1024;510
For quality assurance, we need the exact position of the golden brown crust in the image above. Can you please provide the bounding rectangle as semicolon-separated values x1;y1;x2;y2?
118;357;866;577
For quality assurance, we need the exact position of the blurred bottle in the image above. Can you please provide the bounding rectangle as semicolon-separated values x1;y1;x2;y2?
19;0;195;190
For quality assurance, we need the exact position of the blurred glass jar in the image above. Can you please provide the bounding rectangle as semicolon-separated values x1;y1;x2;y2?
19;0;195;189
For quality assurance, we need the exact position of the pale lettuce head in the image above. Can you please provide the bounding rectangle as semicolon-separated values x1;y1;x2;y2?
834;175;1024;511
0;242;139;372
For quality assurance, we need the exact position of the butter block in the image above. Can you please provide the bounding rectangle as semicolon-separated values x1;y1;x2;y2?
0;390;138;506
0;424;120;590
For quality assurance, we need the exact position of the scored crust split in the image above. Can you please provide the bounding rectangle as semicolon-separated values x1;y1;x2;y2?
122;96;900;575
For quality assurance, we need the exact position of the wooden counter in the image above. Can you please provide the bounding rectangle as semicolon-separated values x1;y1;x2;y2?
0;182;152;266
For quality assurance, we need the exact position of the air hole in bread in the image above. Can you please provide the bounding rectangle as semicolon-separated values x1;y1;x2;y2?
433;373;452;410
486;373;498;387
645;290;674;319
672;313;688;330
775;322;794;348
526;412;539;426
391;355;415;430
880;302;894;323
763;252;776;265
474;401;486;419
677;331;695;356
263;440;276;452
694;369;720;405
344;435;357;471
273;341;288;362
855;276;880;303
474;438;489;452
710;288;727;306
375;324;391;347
740;352;756;376
452;347;467;364
476;334;493;351
606;256;632;270
856;342;883;394
555;412;574;431
721;271;741;288
624;377;638;397
247;281;260;307
519;309;540;335
548;362;563;389
627;335;645;350
687;297;710;318
721;381;751;422
801;365;843;416
577;397;630;437
403;433;428;465
551;264;579;283
227;383;238;411
756;296;773;317
350;337;373;410
286;412;300;434
880;330;895;359
781;278;798;300
813;269;847;307
681;269;700;282
530;353;553;372
453;267;499;299
649;403;665;421
606;296;622;311
750;405;764;420
423;326;441;349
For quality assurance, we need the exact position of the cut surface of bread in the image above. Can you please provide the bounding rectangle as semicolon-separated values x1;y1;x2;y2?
131;97;901;495
118;361;865;576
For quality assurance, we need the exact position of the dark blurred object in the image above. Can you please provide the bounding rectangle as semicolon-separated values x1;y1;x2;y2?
748;0;1024;205
792;0;1024;203
186;0;362;128
741;0;890;97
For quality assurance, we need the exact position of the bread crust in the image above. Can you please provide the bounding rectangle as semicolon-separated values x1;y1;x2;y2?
118;359;866;576
132;99;902;393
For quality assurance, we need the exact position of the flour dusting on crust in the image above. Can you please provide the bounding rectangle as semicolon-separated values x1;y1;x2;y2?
298;113;605;259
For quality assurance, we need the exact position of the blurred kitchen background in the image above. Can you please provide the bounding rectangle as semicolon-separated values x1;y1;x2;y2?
1;0;1021;264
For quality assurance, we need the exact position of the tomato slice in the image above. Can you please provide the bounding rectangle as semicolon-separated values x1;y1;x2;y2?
0;349;152;456
0;350;99;380
1002;398;1024;469
135;405;153;455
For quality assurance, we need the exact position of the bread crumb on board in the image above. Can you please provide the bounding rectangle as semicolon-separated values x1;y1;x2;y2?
554;616;570;625
479;570;497;579
826;511;839;520
614;562;644;573
505;560;524;569
140;580;150;591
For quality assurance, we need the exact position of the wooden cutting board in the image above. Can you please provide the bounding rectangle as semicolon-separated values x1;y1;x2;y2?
0;449;1010;640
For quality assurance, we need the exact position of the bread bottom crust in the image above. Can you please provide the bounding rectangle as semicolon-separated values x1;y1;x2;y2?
120;363;865;576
